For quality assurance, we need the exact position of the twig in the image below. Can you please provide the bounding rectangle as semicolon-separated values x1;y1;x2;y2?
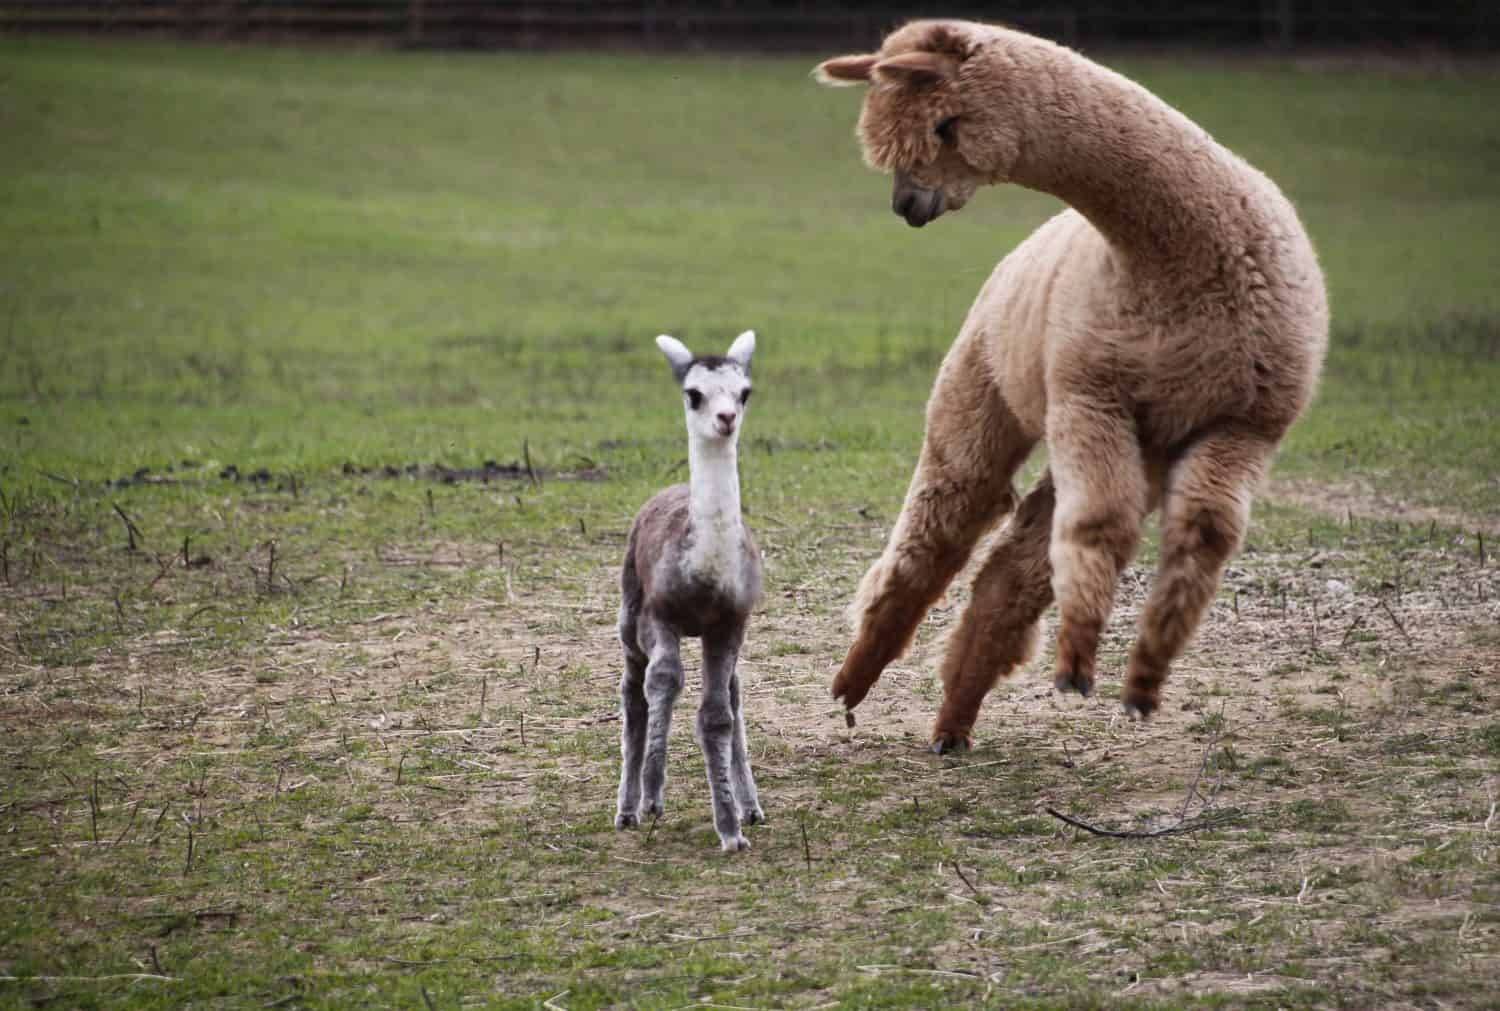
855;965;979;979
420;984;436;1010
1178;720;1223;822
645;811;660;844
182;605;218;628
396;753;407;786
1045;806;1238;839
666;928;757;945
522;440;540;488
112;502;142;551
39;470;79;488
88;774;100;844
542;990;569;1011
950;861;983;900
182;815;195;874
800;815;812;870
148;804;171;843
111;801;141;847
0;974;176;983
380;955;517;967
1377;597;1413;647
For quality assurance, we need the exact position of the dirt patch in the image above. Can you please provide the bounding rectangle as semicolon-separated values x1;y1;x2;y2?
1269;475;1500;537
10;481;1497;1005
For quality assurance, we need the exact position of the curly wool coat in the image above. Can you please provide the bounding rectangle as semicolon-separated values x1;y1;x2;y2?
816;20;1328;750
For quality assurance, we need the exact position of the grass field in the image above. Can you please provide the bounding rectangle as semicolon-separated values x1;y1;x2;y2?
2;36;1499;1009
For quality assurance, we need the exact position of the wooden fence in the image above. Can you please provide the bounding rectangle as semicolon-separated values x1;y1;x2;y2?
1;1;1495;51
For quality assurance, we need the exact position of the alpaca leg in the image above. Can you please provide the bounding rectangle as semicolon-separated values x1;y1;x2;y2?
833;332;1034;709
638;617;684;819
615;605;650;828
700;629;747;852
727;669;763;825
1124;427;1271;717
1048;404;1148;697
931;472;1056;753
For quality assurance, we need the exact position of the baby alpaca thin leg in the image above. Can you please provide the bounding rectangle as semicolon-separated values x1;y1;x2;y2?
700;629;748;852
615;624;649;827
1125;427;1269;717
1048;404;1147;698
833;332;1033;710
726;669;763;824
931;472;1056;752
638;618;684;819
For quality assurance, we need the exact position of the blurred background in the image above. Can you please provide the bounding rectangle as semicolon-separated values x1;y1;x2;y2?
3;0;1498;52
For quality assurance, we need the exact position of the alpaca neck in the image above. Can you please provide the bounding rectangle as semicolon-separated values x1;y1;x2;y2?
685;435;743;582
1003;36;1251;273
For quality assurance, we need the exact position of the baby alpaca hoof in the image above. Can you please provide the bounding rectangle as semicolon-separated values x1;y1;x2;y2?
741;806;765;826
615;811;639;830
1054;668;1094;697
642;799;664;818
930;731;972;755
720;833;751;853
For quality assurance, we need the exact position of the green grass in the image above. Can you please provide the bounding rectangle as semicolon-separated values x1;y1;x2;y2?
2;36;1499;1010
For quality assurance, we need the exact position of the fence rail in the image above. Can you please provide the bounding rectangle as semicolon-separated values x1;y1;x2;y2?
2;1;1495;51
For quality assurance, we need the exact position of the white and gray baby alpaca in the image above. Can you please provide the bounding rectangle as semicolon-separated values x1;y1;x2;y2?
615;330;764;852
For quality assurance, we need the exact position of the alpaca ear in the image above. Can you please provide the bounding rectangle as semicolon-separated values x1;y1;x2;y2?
814;54;878;87
726;330;756;370
655;335;693;379
872;50;958;87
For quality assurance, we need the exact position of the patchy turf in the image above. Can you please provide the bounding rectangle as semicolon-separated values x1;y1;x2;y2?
2;36;1499;1010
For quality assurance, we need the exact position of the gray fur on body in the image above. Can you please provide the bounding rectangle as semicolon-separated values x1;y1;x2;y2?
616;333;764;853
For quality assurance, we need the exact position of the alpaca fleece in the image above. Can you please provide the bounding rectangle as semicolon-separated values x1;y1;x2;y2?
817;20;1328;750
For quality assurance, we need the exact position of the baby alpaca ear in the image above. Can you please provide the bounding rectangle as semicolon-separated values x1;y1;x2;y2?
726;330;756;370
655;335;693;380
872;50;958;87
814;54;878;87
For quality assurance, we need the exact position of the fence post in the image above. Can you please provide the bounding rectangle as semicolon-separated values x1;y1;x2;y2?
408;0;426;44
1267;0;1295;49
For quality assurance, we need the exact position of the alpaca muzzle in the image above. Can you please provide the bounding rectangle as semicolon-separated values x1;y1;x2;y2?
892;172;946;227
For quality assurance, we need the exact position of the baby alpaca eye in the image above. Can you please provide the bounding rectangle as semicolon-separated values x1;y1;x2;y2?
935;116;958;144
740;388;752;405
685;389;703;410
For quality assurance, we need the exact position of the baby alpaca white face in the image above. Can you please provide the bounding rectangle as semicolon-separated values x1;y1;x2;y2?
656;331;755;442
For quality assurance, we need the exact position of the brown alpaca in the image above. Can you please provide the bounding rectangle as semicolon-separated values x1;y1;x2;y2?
815;20;1328;751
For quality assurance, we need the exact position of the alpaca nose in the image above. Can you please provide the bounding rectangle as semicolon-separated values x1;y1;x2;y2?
892;172;945;228
716;411;737;432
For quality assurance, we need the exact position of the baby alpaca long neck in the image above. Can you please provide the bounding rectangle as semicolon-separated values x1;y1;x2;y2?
685;435;743;583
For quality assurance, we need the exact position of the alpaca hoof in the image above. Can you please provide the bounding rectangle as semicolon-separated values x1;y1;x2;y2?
720;833;751;853
1122;688;1160;720
831;657;876;710
741;806;765;826
615;811;639;830
643;799;664;818
930;731;972;755
1054;668;1094;697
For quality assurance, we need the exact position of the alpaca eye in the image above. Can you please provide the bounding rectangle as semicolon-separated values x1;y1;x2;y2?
685;389;703;410
740;388;752;405
936;116;958;143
